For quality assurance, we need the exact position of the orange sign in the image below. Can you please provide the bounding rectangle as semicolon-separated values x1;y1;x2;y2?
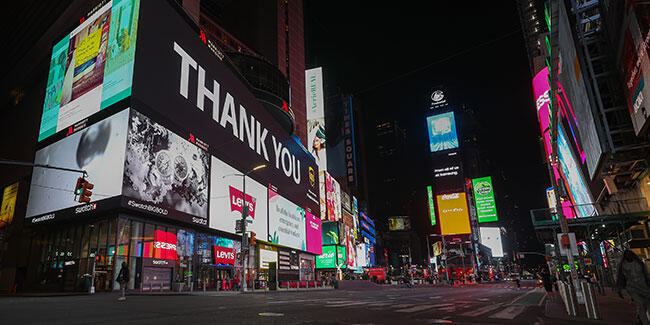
436;192;471;235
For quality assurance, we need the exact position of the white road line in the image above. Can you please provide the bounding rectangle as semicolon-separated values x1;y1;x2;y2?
460;303;503;317
489;305;527;320
537;293;547;306
396;305;441;313
325;301;372;308
510;289;536;305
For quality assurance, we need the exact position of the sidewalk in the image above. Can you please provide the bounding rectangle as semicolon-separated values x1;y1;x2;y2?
544;289;637;324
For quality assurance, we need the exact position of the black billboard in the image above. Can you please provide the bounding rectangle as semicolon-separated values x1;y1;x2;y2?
131;0;319;216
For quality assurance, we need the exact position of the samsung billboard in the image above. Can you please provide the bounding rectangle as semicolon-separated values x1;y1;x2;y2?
426;112;459;152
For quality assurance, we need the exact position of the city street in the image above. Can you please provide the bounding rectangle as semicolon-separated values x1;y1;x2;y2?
0;280;603;325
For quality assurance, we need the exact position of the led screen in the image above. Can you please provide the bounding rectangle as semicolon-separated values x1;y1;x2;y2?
426;112;459;152
436;192;471;235
0;182;19;228
557;127;595;218
305;67;327;171
427;186;436;225
268;189;307;251
388;216;411;231
39;0;140;141
305;211;323;255
322;221;339;245
472;176;498;223
122;109;210;225
480;227;504;257
259;248;278;270
316;245;337;269
26;108;129;219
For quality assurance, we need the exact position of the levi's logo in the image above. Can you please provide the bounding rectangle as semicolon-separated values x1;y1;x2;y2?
229;186;256;218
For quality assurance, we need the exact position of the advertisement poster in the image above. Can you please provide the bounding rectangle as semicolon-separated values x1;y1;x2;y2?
333;178;342;221
315;245;336;269
305;211;322;255
356;243;368;268
325;172;336;221
322;221;339;245
427;186;436;225
259;247;278;269
472;176;498;223
26;109;129;218
268;189;307;251
39;0;140;141
122;109;209;224
388;216;411;231
0;182;19;228
305;67;327;171
209;156;268;239
479;227;504;257
319;171;327;220
557;127;595;218
345;225;355;268
436;192;471;235
426;112;459;152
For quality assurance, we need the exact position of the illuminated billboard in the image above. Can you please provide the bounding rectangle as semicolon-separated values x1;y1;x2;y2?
480;227;503;257
305;211;322;254
305;67;327;171
436;192;471;235
268;189;307;251
388;216;411;231
40;0;140;141
472;176;498;223
427;186;436;225
0;182;19;228
558;126;595;218
426;112;459;152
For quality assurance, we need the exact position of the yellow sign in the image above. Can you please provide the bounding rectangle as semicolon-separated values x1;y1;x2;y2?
0;182;19;228
433;241;443;256
75;28;102;68
436;192;471;235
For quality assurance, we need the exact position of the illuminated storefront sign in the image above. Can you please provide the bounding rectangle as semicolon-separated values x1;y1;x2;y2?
472;176;498;223
213;245;236;265
436;192;471;235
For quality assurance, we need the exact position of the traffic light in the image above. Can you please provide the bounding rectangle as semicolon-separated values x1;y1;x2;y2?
79;179;94;203
249;232;257;246
74;177;85;196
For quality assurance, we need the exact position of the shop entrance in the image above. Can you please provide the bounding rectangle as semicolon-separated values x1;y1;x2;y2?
142;267;172;291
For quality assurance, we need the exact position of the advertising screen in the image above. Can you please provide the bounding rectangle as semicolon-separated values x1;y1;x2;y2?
319;171;326;220
259;247;278;270
316;245;336;269
533;68;552;159
480;227;504;257
427;186;436;225
472;176;498;223
436;192;471;235
26;108;129;219
39;0;140;141
268;189;307;251
426;112;459;152
356;243;368;268
122;109;209;226
345;225;355;268
152;229;178;260
388;216;411;231
0;182;19;228
322;221;339;245
305;211;323;255
333;178;342;221
209;156;268;239
557;127;595;218
305;67;327;171
132;0;319;219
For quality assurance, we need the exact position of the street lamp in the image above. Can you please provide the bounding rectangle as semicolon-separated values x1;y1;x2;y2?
224;164;266;293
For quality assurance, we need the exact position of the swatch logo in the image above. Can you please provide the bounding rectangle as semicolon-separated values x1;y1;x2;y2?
229;186;256;218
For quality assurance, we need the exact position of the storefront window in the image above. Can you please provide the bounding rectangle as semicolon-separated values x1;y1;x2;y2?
142;223;154;258
117;218;130;257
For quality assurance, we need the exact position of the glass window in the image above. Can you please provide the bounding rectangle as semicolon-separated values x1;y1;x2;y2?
80;225;89;258
142;223;154;258
97;221;107;267
89;223;99;257
107;218;116;267
73;225;82;259
131;221;144;258
117;218;130;257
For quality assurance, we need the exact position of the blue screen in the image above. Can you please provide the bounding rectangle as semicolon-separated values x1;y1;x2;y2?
427;112;459;152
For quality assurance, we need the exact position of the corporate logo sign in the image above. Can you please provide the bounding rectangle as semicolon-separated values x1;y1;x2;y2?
430;89;448;109
132;0;318;220
213;245;236;265
229;186;256;219
436;192;471;235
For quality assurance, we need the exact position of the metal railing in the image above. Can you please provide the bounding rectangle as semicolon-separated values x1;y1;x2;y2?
530;198;650;227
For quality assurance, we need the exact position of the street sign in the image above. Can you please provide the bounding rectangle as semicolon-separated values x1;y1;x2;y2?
236;220;244;234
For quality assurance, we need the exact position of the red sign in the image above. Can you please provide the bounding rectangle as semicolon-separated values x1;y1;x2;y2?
367;267;386;281
213;246;236;265
229;186;256;219
152;230;178;260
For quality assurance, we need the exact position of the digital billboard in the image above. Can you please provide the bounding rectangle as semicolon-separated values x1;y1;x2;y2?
557;126;595;218
436;192;471;235
322;221;340;245
305;211;322;255
39;0;140;141
26;108;129;219
426;112;459;152
0;182;19;228
316;245;336;269
472;176;498;223
480;227;503;258
388;216;411;231
305;67;327;171
209;156;268;239
319;171;327;220
259;247;278;270
122;109;209;226
427;186;436;225
345;225;355;268
268;189;307;251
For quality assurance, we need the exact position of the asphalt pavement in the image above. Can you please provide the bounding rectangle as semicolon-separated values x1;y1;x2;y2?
0;280;627;324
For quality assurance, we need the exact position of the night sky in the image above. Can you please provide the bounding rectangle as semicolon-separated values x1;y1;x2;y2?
304;1;549;255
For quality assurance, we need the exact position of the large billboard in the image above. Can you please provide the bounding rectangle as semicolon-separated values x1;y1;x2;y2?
322;221;339;246
325;172;341;221
26;108;129;219
388;216;411;231
209;156;268;239
122;109;210;226
558;126;595;218
39;0;140;141
305;67;327;171
305;211;322;255
132;0;319;219
426;112;459;152
472;176;498;223
316;245;336;269
268;189;307;251
436;192;471;235
0;182;19;228
480;227;504;258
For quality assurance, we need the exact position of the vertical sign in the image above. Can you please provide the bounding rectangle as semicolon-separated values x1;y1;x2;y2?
471;176;498;223
427;185;436;225
436;192;471;235
305;67;327;171
343;97;357;188
0;182;19;228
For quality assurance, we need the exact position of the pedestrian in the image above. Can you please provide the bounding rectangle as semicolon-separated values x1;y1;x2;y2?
117;262;129;301
616;250;650;325
541;269;555;301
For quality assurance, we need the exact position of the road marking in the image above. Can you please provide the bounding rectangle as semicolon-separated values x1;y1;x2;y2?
460;303;503;317
325;301;372;308
429;296;442;299
396;304;451;313
258;312;284;317
489;305;526;320
537;293;547;306
510;289;536;305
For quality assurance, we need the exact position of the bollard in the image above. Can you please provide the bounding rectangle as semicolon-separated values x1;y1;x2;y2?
581;281;601;320
564;281;578;317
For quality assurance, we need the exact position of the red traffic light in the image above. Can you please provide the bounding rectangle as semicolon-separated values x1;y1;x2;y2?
250;231;257;246
79;181;94;203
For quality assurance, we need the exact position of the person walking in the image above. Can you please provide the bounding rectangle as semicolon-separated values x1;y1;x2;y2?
617;250;650;325
117;262;129;301
541;269;556;301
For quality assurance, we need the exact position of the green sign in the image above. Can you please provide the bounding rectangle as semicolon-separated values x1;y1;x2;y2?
322;221;339;245
427;186;436;225
472;176;498;223
316;245;346;269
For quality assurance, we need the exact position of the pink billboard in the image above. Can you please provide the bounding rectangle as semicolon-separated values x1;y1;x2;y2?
305;211;322;255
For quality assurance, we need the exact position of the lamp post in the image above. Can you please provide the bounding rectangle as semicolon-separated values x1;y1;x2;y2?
225;164;266;293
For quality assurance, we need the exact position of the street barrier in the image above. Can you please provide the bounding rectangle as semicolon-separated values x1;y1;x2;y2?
558;281;577;316
581;281;601;319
